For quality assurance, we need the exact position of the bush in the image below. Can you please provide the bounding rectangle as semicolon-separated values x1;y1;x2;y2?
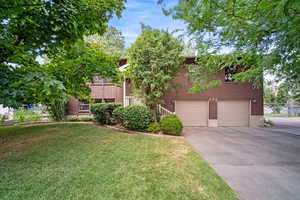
13;109;41;123
47;100;65;121
0;114;8;125
112;106;126;124
67;116;94;122
115;105;152;131
160;115;183;136
91;103;122;125
147;122;161;133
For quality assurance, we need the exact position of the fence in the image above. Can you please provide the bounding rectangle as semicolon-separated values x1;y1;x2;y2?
264;101;300;117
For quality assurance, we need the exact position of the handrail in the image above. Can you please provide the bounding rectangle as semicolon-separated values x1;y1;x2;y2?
157;104;175;118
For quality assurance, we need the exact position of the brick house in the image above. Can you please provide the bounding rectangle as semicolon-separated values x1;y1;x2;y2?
67;57;264;127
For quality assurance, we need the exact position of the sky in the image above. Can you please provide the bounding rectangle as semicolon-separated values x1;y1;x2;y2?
109;0;186;47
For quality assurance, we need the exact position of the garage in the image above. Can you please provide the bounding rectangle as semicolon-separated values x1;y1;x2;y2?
218;100;250;127
175;101;208;126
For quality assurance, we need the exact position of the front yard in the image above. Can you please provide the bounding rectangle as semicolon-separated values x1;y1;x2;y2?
0;123;239;200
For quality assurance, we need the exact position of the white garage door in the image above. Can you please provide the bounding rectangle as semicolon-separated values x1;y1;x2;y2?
218;100;249;127
175;101;208;126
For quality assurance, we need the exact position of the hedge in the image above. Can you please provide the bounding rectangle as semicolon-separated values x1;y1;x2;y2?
91;103;122;125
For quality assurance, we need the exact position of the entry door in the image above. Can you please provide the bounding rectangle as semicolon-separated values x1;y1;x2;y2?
175;101;208;126
218;100;249;127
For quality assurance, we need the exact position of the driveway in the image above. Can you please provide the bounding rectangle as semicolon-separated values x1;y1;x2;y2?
184;118;300;200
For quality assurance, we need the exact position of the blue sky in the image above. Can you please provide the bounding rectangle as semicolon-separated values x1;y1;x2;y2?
109;0;186;47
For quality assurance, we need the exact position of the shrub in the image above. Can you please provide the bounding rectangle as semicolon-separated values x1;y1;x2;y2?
47;100;65;121
91;103;122;125
80;117;94;122
0;114;8;125
13;109;41;123
67;116;94;122
147;122;161;133
112;106;126;124
118;105;152;131
160;115;183;136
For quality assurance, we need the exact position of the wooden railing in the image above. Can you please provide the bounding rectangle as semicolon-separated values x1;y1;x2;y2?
157;104;175;118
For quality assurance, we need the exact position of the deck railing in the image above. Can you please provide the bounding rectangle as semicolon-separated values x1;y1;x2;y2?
157;104;175;118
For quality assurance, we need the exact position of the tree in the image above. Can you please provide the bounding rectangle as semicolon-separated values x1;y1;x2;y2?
161;0;300;88
85;27;127;57
2;41;119;121
0;0;126;108
43;41;119;120
128;27;183;121
264;81;290;113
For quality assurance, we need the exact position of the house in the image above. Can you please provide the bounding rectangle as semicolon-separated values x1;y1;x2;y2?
67;57;264;127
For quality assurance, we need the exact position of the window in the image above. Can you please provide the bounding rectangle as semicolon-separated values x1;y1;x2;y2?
104;99;115;103
92;75;112;84
79;100;90;111
94;99;115;103
224;67;238;82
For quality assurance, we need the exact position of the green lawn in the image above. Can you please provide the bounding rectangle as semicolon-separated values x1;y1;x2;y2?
264;113;300;117
0;123;239;200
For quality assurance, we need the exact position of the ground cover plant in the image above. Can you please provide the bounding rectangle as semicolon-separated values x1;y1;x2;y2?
0;123;239;200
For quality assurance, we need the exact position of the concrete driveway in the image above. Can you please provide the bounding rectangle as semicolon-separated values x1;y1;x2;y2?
184;118;300;200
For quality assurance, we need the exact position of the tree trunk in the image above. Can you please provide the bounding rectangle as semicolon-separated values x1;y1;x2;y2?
149;104;158;122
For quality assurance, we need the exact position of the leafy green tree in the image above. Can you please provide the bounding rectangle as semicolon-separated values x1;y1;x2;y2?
161;0;300;88
264;81;290;113
85;27;127;57
0;0;125;108
188;53;262;93
128;27;183;121
47;41;119;100
2;41;119;121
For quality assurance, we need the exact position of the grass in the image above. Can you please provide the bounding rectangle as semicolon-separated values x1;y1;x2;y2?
264;113;300;117
0;123;239;200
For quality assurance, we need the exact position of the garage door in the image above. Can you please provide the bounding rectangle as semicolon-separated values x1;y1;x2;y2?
175;101;208;126
218;100;249;127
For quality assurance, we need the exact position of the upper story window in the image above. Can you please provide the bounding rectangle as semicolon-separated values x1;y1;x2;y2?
224;67;238;82
92;75;112;84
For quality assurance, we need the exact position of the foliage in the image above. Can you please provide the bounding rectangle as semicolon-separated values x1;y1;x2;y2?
112;106;127;124
85;26;127;57
13;109;41;123
1;40;119;121
0;0;125;109
128;27;183;121
91;103;122;125
117;106;153;131
47;100;65;121
160;115;183;136
162;0;300;88
0;114;8;125
0;0;125;63
146;122;161;134
67;116;94;122
188;53;262;93
264;119;274;127
264;80;290;113
47;41;119;100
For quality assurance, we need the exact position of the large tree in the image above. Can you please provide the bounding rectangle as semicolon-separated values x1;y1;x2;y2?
128;27;183;121
161;0;300;89
85;26;127;57
0;0;126;108
264;81;290;113
10;41;119;120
